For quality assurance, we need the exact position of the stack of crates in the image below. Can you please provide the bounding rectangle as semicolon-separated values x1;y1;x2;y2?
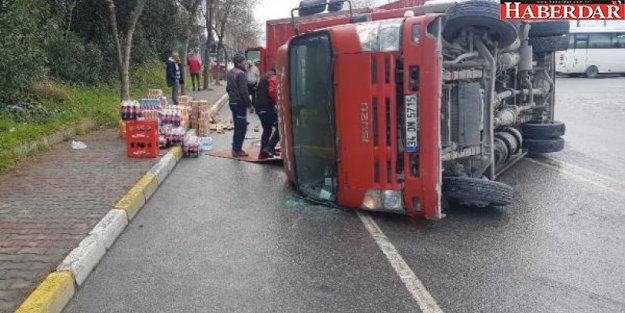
126;120;159;158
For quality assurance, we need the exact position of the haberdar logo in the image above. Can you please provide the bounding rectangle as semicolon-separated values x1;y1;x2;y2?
500;0;625;20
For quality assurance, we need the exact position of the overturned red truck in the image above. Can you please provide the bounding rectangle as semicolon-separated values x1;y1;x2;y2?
267;0;569;219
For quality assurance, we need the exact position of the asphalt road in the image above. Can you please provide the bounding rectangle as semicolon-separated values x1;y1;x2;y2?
64;77;625;313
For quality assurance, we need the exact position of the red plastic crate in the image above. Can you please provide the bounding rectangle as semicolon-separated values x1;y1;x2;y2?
126;120;159;158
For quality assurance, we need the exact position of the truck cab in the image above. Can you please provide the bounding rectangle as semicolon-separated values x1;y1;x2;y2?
276;0;568;219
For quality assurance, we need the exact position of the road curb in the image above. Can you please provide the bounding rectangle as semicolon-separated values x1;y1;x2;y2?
88;209;128;250
12;119;97;157
57;235;106;286
13;93;226;313
13;271;75;313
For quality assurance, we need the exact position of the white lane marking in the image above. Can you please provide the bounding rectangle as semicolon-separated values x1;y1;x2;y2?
525;157;625;196
357;212;445;313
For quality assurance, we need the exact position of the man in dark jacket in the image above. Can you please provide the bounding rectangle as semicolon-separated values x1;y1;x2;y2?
226;53;252;157
166;51;184;105
255;66;280;159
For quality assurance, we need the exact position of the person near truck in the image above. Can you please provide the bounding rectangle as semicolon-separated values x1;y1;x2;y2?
187;53;202;91
246;60;260;112
226;53;253;157
166;51;184;105
256;66;281;159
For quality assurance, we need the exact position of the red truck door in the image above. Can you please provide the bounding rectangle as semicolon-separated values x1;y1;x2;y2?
401;15;443;219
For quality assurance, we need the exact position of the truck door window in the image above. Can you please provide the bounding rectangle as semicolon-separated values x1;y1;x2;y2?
288;33;338;202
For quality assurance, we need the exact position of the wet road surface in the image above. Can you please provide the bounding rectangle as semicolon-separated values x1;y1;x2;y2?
64;77;625;313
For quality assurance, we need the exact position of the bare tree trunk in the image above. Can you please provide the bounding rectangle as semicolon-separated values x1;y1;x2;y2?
66;0;81;32
213;0;233;86
180;0;202;95
214;36;223;86
106;0;145;101
106;0;124;100
202;0;215;90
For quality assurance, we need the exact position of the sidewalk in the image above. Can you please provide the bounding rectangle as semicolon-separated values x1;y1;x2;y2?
0;85;226;313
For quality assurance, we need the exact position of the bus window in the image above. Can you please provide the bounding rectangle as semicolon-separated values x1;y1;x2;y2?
589;33;611;48
612;33;625;48
574;34;589;49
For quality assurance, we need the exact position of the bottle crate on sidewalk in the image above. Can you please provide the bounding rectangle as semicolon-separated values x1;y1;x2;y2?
126;120;159;158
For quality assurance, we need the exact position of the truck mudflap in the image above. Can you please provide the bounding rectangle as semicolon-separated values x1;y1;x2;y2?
402;15;443;220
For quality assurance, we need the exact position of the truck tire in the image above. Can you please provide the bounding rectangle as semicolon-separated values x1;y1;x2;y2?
523;137;565;154
529;21;570;37
522;121;566;139
530;35;569;53
443;1;518;48
443;177;513;207
299;0;327;16
585;65;599;78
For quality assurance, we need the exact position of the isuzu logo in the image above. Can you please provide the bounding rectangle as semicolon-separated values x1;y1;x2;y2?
360;102;369;143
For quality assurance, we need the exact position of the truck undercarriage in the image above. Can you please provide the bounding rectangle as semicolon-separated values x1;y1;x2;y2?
436;1;568;207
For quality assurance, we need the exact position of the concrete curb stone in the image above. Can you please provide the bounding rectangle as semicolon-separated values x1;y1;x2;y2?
12;119;98;157
13;271;75;313
56;235;106;286
88;209;128;250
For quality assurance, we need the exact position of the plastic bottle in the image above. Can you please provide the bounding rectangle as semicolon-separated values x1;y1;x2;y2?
120;102;126;121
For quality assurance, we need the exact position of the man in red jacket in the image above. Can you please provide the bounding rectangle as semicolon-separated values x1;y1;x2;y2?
255;66;280;159
187;54;202;91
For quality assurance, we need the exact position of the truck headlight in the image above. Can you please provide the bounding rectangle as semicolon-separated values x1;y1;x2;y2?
362;189;404;213
363;190;382;210
383;190;403;211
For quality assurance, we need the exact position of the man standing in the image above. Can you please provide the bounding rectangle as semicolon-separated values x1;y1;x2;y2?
226;53;252;157
246;60;260;111
166;51;184;105
255;66;280;159
187;53;202;91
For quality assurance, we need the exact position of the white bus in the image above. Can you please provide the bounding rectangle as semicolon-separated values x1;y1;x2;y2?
556;23;625;78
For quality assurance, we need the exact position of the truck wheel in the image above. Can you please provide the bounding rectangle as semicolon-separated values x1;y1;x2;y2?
523;137;565;154
585;65;599;78
443;177;513;207
530;35;569;53
443;1;518;48
522;121;566;139
529;21;570;37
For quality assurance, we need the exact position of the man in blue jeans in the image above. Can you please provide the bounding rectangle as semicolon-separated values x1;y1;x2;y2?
255;66;280;159
226;53;252;157
166;51;184;105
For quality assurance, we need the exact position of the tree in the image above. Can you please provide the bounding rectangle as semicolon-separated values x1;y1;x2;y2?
202;0;217;90
179;0;203;94
224;9;261;52
105;0;146;101
212;0;235;86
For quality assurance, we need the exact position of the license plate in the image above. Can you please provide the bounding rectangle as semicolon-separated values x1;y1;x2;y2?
405;95;418;153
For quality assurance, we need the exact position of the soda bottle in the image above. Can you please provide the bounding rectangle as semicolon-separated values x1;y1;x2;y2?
137;102;143;119
134;102;140;120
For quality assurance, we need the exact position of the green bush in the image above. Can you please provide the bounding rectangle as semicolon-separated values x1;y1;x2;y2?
46;33;106;85
0;0;48;102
